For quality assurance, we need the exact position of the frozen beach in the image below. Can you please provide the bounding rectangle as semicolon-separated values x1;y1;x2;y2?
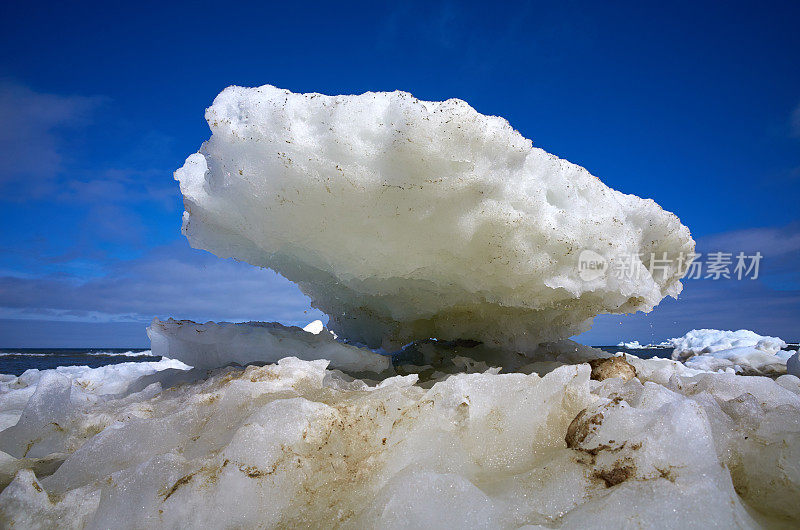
1;326;799;528
1;85;799;528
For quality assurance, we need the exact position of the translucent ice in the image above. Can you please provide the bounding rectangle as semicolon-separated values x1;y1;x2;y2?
788;352;800;377
147;318;390;373
0;358;187;434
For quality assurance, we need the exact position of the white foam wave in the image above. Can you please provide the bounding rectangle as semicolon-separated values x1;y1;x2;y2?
0;350;154;358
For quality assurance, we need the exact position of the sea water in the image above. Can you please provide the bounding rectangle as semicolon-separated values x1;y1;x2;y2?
0;346;691;376
0;348;156;376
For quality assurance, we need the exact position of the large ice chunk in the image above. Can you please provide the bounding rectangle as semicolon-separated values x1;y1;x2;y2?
669;329;791;375
147;318;390;374
617;340;645;349
175;85;694;350
670;329;787;361
682;347;793;376
0;358;188;435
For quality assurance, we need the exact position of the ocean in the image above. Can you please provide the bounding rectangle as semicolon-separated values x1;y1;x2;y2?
0;348;157;376
0;346;681;377
595;346;674;359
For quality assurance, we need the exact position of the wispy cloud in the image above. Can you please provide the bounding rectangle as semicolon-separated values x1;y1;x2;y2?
58;168;177;207
0;241;324;326
0;82;180;270
577;221;800;344
698;222;800;258
0;81;105;195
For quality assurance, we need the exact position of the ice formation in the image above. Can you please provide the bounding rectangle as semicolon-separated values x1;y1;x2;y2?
670;329;787;360
175;85;694;351
0;358;188;434
617;340;645;349
683;347;793;375
147;318;390;374
1;354;799;528
788;352;800;378
0;358;190;490
669;329;792;376
302;319;325;335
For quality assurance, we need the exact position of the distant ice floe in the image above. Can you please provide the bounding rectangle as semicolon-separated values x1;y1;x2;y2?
670;329;786;359
668;329;792;376
98;350;154;357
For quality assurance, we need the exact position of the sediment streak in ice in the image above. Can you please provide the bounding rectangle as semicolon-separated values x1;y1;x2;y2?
175;85;695;350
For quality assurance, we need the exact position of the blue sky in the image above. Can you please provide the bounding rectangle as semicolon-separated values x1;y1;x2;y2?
0;0;798;347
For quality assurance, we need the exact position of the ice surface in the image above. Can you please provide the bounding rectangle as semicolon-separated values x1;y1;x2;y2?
147;318;390;374
788;352;800;378
669;329;791;376
684;347;793;375
302;319;325;334
0;358;188;487
1;353;798;528
175;85;694;351
670;329;787;360
617;340;645;349
0;358;187;434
